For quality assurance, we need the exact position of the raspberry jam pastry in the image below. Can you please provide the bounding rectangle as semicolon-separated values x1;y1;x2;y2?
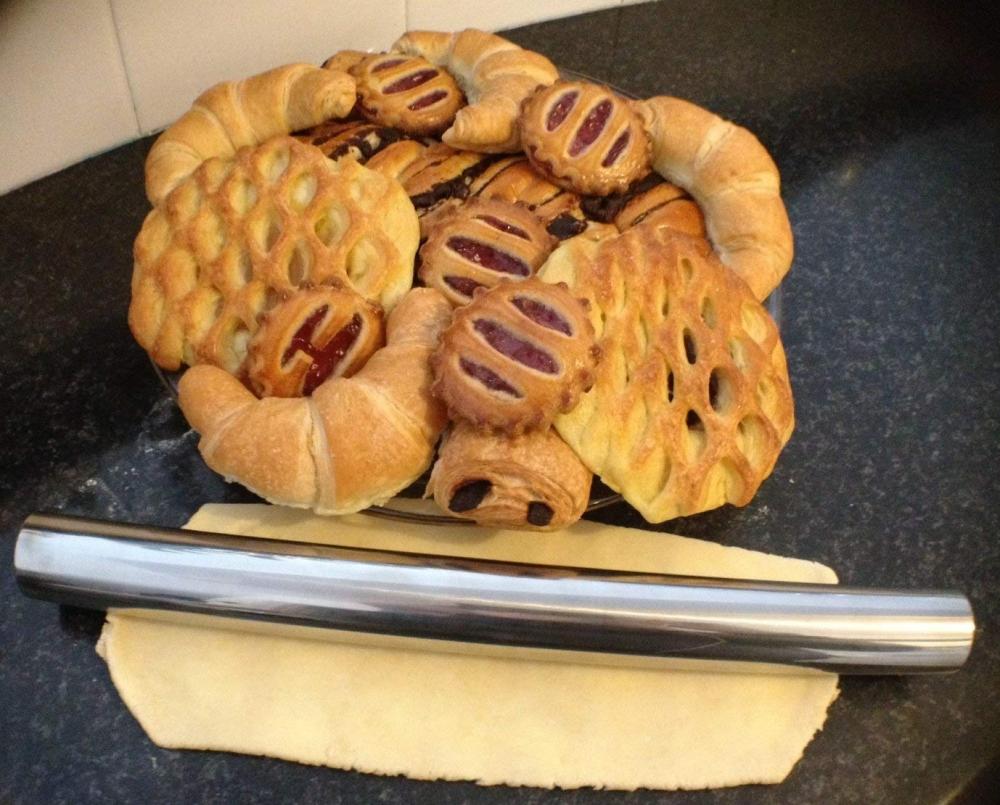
431;278;600;434
352;53;465;136
519;80;652;196
246;285;384;398
418;199;557;307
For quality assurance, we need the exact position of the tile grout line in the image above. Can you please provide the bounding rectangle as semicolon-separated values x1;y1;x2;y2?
106;0;143;137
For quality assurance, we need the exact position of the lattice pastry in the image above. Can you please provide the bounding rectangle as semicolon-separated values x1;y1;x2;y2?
537;224;794;523
519;81;652;195
431;278;599;434
352;53;465;136
129;136;418;373
246;284;384;398
426;421;592;530
418;199;556;306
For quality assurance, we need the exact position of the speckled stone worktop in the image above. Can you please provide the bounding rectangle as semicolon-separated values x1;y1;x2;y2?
2;1;998;802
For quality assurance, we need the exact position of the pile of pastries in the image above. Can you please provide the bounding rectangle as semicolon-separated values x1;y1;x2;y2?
129;29;795;531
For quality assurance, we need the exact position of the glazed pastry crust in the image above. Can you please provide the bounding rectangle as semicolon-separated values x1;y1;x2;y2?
391;29;559;153
426;422;592;530
353;53;465;136
145;64;356;206
418;199;556;306
520;81;652;195
178;288;452;514
537;224;794;523
637;96;793;300
431;278;599;434
246;285;385;398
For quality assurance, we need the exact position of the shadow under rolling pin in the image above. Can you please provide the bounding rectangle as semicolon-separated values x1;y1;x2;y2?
14;513;975;675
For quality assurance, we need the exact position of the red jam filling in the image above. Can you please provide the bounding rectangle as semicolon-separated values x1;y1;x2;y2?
475;214;530;240
447;236;529;276
570;100;612;156
546;91;579;131
602;130;631;167
460;357;522;397
408;89;448;110
384;69;438;94
511;296;572;335
473;319;557;374
371;58;406;73
443;275;485;298
282;308;363;395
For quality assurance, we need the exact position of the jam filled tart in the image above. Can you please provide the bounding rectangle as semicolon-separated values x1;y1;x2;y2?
431;278;600;434
352;53;465;137
519;80;652;196
418;199;557;307
246;285;384;398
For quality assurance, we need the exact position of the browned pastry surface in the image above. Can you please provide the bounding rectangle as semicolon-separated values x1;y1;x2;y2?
129;136;418;373
246;285;384;398
537;224;794;523
432;278;599;434
321;49;369;74
426;421;592;530
418;199;556;306
352;52;465;136
519;81;652;196
294;119;409;164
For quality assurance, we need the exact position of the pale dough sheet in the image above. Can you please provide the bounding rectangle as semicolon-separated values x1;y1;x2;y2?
97;502;840;790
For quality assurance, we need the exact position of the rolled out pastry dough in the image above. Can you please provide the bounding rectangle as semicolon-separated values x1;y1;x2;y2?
97;502;839;790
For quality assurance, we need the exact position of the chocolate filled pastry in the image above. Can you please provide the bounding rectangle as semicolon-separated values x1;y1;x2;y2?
352;53;465;137
519;81;652;196
294;119;409;164
246;285;384;398
581;173;707;237
426;421;592;530
418;199;556;306
431;278;600;434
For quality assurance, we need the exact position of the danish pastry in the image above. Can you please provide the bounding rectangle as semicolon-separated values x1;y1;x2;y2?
391;29;559;152
352;53;465;136
418;199;556;306
295;119;408;164
145;64;356;206
519;81;652;195
130;136;418;372
178;287;452;514
431;278;599;434
426;421;592;530
637;96;793;300
537;224;794;523
246;285;384;398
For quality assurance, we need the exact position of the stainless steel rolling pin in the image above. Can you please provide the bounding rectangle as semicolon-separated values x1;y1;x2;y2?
14;513;975;674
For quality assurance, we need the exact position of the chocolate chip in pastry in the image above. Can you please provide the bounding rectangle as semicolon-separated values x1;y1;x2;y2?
418;199;556;307
246;285;384;397
431;278;600;434
426;421;592;530
519;80;652;196
352;53;465;137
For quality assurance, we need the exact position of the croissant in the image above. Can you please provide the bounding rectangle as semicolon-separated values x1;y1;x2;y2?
177;288;453;514
636;96;793;301
391;29;559;153
145;64;356;206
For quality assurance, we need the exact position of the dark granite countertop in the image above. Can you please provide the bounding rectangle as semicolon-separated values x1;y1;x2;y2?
2;1;998;802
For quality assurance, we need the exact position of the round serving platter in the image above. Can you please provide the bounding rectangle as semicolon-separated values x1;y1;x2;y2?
150;66;783;524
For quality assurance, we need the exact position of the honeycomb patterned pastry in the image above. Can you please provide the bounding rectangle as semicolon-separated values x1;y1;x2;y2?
246;285;385;398
431;278;600;434
537;223;794;523
418;199;556;306
129;136;418;373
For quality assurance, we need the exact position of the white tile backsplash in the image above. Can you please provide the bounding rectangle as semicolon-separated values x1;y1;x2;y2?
407;0;621;32
0;0;139;194
1;0;626;195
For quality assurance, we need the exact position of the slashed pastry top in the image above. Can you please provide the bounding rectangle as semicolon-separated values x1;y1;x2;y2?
418;199;557;306
352;53;465;136
129;136;417;373
537;223;794;523
246;284;384;398
519;81;652;195
431;278;600;434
